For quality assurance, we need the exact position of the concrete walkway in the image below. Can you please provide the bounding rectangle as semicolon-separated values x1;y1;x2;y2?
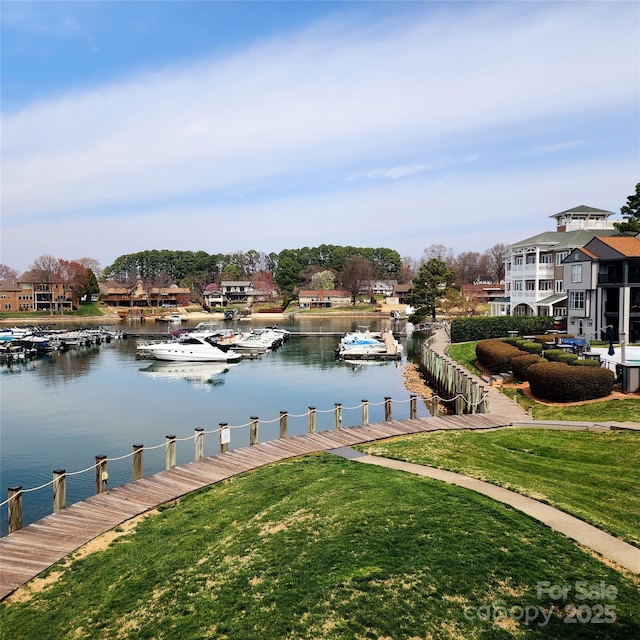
329;447;640;574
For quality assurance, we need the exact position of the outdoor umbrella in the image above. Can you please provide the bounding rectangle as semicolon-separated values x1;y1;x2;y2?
607;327;615;356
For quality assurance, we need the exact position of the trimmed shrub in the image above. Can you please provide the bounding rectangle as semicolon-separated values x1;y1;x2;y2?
516;340;543;355
450;316;554;343
510;354;545;381
476;339;526;373
543;349;579;365
527;362;615;402
572;358;602;368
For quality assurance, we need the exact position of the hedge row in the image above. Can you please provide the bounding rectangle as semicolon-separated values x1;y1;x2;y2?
510;354;545;381
450;316;554;343
475;338;613;401
528;362;615;402
475;339;525;373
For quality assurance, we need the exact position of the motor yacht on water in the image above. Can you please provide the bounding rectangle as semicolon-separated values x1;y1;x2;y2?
136;334;242;362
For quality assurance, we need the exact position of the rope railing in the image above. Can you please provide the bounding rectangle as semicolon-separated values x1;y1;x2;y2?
2;385;488;534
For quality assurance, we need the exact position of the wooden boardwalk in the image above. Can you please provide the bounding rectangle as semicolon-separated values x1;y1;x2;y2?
0;413;512;601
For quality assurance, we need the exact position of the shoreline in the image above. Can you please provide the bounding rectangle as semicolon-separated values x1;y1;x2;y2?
0;308;407;325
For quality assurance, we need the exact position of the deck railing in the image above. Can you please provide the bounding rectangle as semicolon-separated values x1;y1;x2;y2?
2;384;489;535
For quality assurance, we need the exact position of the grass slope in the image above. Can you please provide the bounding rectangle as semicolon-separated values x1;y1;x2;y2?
2;454;639;639
359;429;640;548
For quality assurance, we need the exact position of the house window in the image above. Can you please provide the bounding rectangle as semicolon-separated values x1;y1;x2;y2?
539;254;553;264
526;280;535;291
514;281;523;291
514;256;523;266
555;280;564;293
526;255;536;265
569;291;585;310
571;264;583;283
556;252;568;266
539;280;552;291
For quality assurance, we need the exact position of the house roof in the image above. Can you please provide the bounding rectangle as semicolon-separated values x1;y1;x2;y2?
595;236;640;257
298;290;350;299
509;229;622;251
537;293;567;306
549;204;615;219
0;278;21;292
18;270;63;284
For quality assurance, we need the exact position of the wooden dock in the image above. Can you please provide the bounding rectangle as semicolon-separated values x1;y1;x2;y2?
0;413;512;601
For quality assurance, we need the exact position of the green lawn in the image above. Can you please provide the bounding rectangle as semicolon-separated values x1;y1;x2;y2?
359;429;640;547
2;454;639;639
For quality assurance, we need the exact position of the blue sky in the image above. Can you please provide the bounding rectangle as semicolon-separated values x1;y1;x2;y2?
1;1;638;274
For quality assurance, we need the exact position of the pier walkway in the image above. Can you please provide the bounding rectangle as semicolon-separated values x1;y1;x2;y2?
1;413;512;600
427;326;532;423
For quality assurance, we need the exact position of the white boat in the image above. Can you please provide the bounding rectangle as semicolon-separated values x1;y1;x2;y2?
336;328;403;359
232;328;287;351
136;334;242;362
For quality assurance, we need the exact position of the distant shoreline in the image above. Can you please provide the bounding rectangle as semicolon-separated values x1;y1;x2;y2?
0;309;402;325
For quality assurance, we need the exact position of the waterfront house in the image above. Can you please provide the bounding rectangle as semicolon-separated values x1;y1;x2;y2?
491;205;622;319
8;270;74;313
99;281;191;307
298;289;352;309
563;235;640;342
203;283;225;308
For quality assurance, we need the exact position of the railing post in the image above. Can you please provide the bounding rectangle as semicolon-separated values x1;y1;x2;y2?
133;444;144;480
165;435;176;469
479;386;489;414
334;403;342;430
384;396;392;421
53;469;66;512
95;455;108;494
308;406;316;433
361;400;369;425
250;417;259;445
219;422;229;453
194;428;204;461
431;396;439;417
8;486;22;533
279;411;288;439
409;394;417;419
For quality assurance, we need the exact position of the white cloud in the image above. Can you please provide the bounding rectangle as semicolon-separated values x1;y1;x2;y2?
1;1;638;272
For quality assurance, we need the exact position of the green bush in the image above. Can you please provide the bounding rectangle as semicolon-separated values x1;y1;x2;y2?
450;316;554;343
476;339;526;373
527;362;615;402
573;358;602;367
510;354;545;381
515;340;543;355
543;349;580;365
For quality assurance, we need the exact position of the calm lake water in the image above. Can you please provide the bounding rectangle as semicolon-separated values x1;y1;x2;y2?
0;317;428;535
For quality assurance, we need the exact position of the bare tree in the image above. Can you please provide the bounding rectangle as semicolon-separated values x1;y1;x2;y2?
486;243;508;283
421;244;455;268
75;257;103;279
399;256;419;284
0;264;19;280
340;256;373;305
31;255;60;315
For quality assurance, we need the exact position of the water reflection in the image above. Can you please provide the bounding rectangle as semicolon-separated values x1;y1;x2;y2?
1;317;428;534
138;361;235;390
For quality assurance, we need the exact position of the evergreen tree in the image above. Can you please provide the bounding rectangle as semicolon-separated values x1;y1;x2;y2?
83;268;100;303
406;258;457;323
614;183;640;233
